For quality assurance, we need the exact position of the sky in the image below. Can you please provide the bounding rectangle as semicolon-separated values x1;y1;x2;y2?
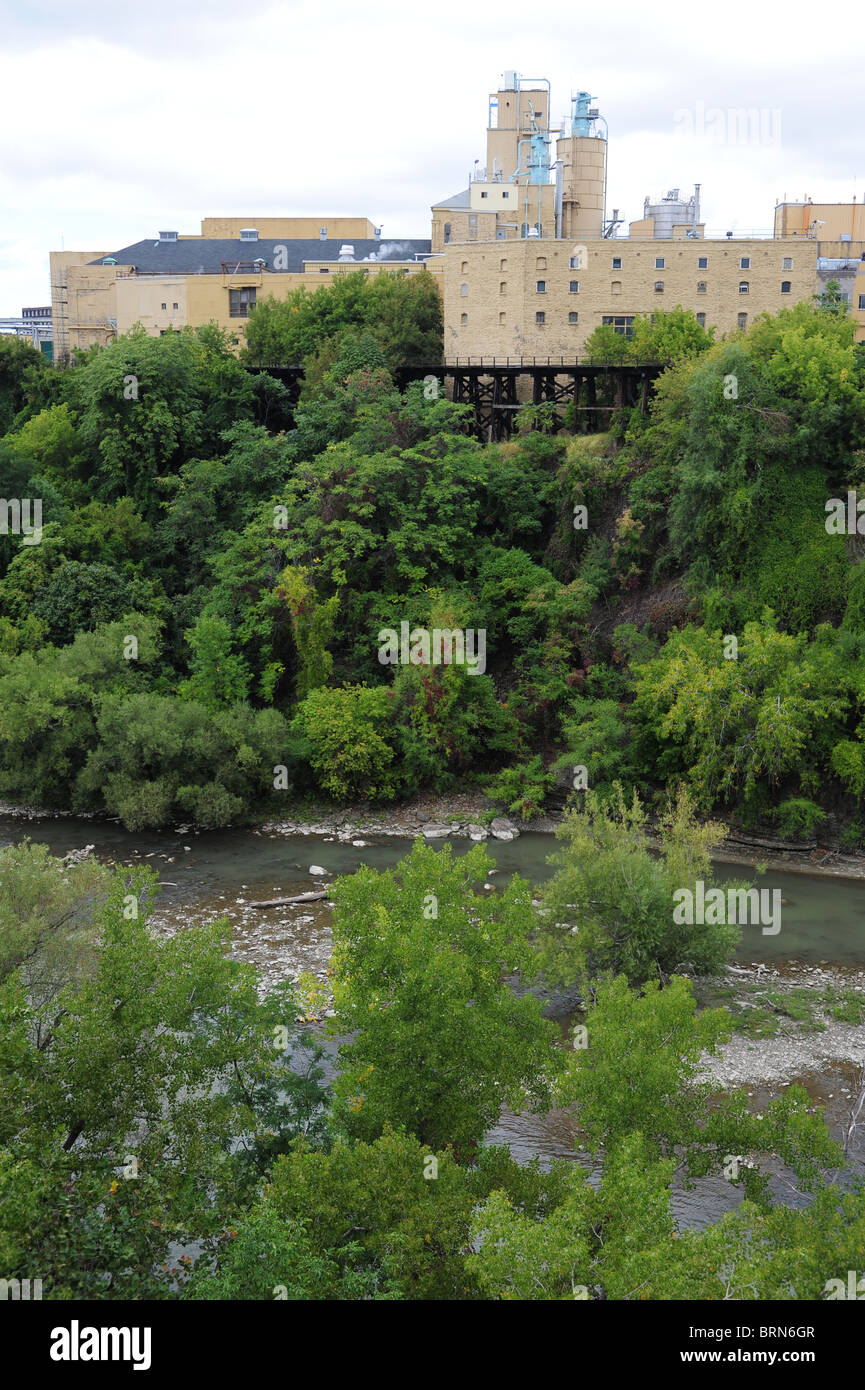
1;0;864;314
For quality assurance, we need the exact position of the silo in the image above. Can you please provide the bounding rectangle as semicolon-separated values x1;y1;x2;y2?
556;92;607;240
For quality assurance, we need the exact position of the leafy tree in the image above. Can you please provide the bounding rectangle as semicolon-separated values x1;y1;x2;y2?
179;615;251;711
328;839;560;1150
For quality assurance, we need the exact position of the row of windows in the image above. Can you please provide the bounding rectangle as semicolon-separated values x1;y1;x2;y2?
458;311;752;331
464;277;801;299
160;301;180;310
461;255;799;275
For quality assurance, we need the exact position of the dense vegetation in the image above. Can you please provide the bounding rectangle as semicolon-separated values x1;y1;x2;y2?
2;279;865;1301
1;831;860;1301
2;278;864;838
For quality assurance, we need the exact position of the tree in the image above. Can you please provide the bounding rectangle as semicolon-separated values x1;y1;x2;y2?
328;839;560;1150
179;615;251;711
537;784;740;988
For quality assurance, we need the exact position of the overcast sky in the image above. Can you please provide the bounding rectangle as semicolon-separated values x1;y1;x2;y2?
2;0;864;314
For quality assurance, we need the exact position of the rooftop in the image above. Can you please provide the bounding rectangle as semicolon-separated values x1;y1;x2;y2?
90;237;431;274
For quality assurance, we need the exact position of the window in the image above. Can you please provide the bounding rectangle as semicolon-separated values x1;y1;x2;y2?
568;311;578;324
697;281;707;293
696;312;706;327
860;294;865;310
654;281;664;292
229;287;256;317
320;268;328;273
782;256;793;270
500;281;507;294
738;281;749;294
480;191;488;198
611;256;622;269
499;311;506;324
655;257;665;269
601;315;635;338
698;256;708;269
461;261;469;273
611;280;622;295
737;312;747;329
500;258;508;271
460;312;468;325
739;256;750;269
536;311;545;325
569;255;581;269
536;280;546;292
161;302;166;310
781;281;791;293
460;283;468;296
569;280;579;293
536;257;546;270
502;190;509;198
172;302;178;309
443;223;451;243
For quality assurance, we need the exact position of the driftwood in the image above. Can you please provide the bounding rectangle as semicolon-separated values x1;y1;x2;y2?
725;833;817;853
250;890;328;909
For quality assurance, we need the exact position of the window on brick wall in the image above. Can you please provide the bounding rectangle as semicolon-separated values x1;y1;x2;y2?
500;258;508;271
536;256;546;270
499;311;506;324
536;311;545;325
782;256;793;270
173;302;178;309
737;312;747;329
569;280;579;292
500;281;507;294
697;281;707;293
654;281;664;292
611;256;622;269
611;280;621;294
860;294;865;309
161;302;166;310
536;280;546;292
698;256;708;269
696;312;706;327
655;257;665;269
602;315;635;338
568;311;578;323
460;312;468;325
460;283;468;296
781;281;791;293
461;261;469;273
739;281;749;294
739;256;750;269
229;287;256;317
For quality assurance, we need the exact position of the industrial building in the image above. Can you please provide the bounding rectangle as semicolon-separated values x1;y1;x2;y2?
45;72;865;362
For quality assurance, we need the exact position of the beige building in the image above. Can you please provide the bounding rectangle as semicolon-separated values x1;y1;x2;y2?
50;218;432;360
433;73;865;357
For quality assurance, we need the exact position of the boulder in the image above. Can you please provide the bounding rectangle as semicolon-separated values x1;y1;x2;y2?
468;824;489;840
490;817;520;841
422;822;450;838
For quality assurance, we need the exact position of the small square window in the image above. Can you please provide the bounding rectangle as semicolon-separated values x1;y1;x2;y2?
502;191;509;198
781;281;791;293
569;280;579;293
172;302;178;309
536;280;546;292
611;256;622;270
739;281;749;294
536;310;545;325
460;312;468;325
568;311;578;324
480;191;488;198
697;281;707;293
654;281;664;292
655;257;665;269
739;256;750;269
698;256;708;269
782;256;793;270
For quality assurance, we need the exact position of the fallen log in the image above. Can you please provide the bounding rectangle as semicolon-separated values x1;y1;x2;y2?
250;890;328;909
